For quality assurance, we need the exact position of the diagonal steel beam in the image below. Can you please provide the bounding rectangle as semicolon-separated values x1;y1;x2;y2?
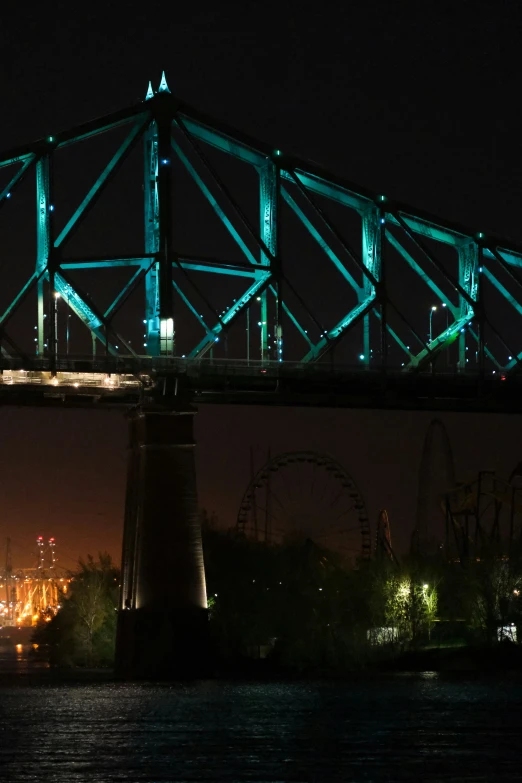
385;230;457;316
287;168;378;290
0;329;30;363
485;246;522;268
54;270;136;356
172;255;225;330
302;295;376;362
0;156;36;206
55;117;149;249
281;273;327;337
281;185;362;294
405;315;471;369
0;270;44;328
189;272;272;359
0;153;34;171
172;279;213;338
104;267;146;321
392;211;474;308
179;115;265;167
487;245;522;294
170;135;259;267
173;117;276;265
371;310;415;361
464;247;522;373
386;298;434;359
482;266;522;318
179;261;258;278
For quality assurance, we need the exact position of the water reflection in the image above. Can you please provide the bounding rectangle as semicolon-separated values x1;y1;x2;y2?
0;675;520;780
0;640;49;675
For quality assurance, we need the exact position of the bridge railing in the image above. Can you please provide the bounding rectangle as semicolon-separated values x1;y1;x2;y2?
0;353;504;381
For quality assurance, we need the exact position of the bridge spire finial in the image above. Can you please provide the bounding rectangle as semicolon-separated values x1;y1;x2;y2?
145;81;154;100
158;71;170;93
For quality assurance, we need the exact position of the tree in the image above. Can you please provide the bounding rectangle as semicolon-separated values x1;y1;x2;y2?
466;543;522;644
34;553;119;667
381;569;439;645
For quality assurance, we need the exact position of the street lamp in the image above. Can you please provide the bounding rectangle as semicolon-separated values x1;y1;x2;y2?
54;292;60;357
441;303;450;368
429;306;437;343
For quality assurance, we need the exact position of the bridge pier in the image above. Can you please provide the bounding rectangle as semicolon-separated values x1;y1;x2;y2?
115;405;208;679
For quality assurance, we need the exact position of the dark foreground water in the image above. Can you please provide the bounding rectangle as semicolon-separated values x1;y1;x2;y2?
0;648;522;781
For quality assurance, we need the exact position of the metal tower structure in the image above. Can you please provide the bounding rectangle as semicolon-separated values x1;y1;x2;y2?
444;471;522;564
413;419;456;554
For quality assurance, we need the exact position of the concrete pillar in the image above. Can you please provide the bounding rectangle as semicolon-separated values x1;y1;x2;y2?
115;406;208;678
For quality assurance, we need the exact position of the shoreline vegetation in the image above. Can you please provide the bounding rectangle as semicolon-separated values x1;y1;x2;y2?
25;521;522;679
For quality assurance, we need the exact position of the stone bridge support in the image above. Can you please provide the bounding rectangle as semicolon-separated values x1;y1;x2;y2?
115;405;208;678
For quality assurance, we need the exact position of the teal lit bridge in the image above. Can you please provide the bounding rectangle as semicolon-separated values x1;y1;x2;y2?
2;74;522;678
2;73;522;413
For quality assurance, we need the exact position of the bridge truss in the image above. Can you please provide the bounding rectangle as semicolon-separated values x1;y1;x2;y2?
2;73;522;410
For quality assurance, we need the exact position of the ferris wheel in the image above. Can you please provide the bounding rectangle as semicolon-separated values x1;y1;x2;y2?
236;451;371;561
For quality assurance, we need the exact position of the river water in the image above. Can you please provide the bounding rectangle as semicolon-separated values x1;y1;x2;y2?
0;645;521;781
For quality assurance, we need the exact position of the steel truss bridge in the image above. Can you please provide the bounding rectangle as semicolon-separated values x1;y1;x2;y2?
2;73;522;413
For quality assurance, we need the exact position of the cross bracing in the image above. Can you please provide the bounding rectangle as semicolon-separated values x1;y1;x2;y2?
2;73;522;381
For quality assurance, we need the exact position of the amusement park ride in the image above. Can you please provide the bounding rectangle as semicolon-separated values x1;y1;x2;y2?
236;450;371;560
0;536;67;628
234;421;522;569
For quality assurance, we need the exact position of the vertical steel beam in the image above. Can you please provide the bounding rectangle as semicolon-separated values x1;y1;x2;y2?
157;112;174;355
457;241;478;372
476;245;485;375
144;104;174;356
361;205;381;368
36;156;53;358
143;122;161;356
259;159;278;361
378;208;387;369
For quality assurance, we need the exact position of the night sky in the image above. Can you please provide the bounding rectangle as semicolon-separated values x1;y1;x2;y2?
1;0;522;569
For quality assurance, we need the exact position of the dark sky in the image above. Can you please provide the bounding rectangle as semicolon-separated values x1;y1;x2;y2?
2;0;522;568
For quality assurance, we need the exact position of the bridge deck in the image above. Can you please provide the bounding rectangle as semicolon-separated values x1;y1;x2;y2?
0;358;519;413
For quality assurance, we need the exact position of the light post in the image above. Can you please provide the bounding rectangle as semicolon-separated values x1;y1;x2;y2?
441;303;449;368
429;305;437;343
54;292;60;357
66;290;70;358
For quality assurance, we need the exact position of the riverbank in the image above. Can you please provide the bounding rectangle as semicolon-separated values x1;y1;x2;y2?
376;641;522;673
3;639;522;684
